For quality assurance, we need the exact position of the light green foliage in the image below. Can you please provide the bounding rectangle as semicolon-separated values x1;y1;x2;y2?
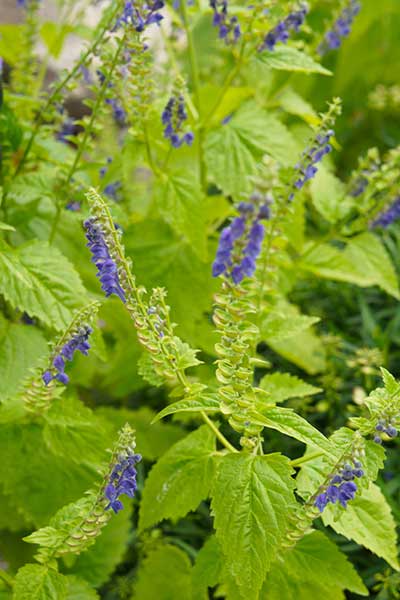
132;545;192;600
139;426;216;530
255;46;332;75
191;536;223;600
309;166;352;224
211;453;297;599
259;372;322;403
12;564;67;600
153;394;220;422
262;531;368;598
0;241;88;330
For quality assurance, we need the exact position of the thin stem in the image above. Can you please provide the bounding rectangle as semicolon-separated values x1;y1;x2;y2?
201;411;238;453
143;120;161;177
290;451;324;468
180;1;207;190
0;568;13;589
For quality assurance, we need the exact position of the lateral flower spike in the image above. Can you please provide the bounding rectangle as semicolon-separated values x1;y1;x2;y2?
24;424;140;563
42;301;100;388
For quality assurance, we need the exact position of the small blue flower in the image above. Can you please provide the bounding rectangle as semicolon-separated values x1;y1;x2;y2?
212;194;272;284
373;418;399;444
371;197;400;228
162;94;194;148
210;0;241;44
105;98;126;125
314;458;363;513
56;118;76;143
291;129;334;195
259;5;308;52
84;217;126;303
318;0;361;55
104;452;141;513
42;325;93;386
115;0;165;32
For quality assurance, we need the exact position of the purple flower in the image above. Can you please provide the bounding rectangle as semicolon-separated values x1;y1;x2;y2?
210;0;241;44
104;452;141;513
162;94;194;148
105;98;126;125
259;5;308;52
371;197;400;229
84;217;126;303
318;0;361;56
212;194;271;284
56;118;76;143
314;458;363;513
42;325;93;386
291;129;334;195
115;1;165;32
373;418;399;444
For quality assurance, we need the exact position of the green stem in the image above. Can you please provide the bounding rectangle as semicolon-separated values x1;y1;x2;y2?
290;451;324;468
0;568;13;589
180;1;207;190
143;120;161;177
201;411;238;453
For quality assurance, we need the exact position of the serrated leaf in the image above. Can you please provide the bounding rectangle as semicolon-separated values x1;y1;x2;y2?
211;453;297;599
12;565;67;600
65;576;99;600
259;372;321;403
173;337;203;370
205;102;298;198
132;545;192;600
322;483;399;570
154;174;206;259
309;166;352;224
255;46;331;75
153;395;220;422
0;241;88;330
262;530;368;598
24;526;65;548
139;426;216;531
65;502;132;588
261;310;320;344
0;318;48;401
250;406;333;454
380;367;400;396
300;233;400;299
192;536;223;600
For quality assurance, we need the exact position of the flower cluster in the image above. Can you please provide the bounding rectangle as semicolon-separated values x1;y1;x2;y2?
210;1;241;44
105;97;126;125
314;459;364;512
115;1;165;32
371;197;400;228
318;0;361;55
56;118;76;144
374;418;398;444
99;157;122;201
259;5;308;52
105;451;141;513
212;194;271;284
291;129;334;196
162;94;194;148
84;217;126;302
42;326;92;386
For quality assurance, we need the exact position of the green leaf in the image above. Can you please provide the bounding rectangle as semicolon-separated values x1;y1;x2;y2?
322;483;400;570
255;46;331;75
132;545;192;600
173;337;203;370
40;22;73;58
97;406;185;461
139;426;216;531
211;453;297;599
65;502;132;588
300;233;400;299
276;87;319;124
261;309;320;344
262;530;368;598
205;102;299;198
259;372;321;403
12;565;67;600
309;166;352;224
250;407;333;454
154;174;207;259
65;576;99;600
153;395;220;422
192;536;223;600
0;318;48;401
0;241;88;330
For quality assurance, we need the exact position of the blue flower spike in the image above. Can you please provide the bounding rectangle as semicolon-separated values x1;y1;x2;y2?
314;457;364;513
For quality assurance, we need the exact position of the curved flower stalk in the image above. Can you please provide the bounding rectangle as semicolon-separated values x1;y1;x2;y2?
41;301;100;388
317;0;361;56
162;87;194;148
24;425;140;563
289;98;342;199
259;3;308;52
347;147;381;198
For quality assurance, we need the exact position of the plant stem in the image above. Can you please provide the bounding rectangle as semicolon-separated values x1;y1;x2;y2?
0;568;13;589
180;1;207;191
201;411;238;453
290;451;324;467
